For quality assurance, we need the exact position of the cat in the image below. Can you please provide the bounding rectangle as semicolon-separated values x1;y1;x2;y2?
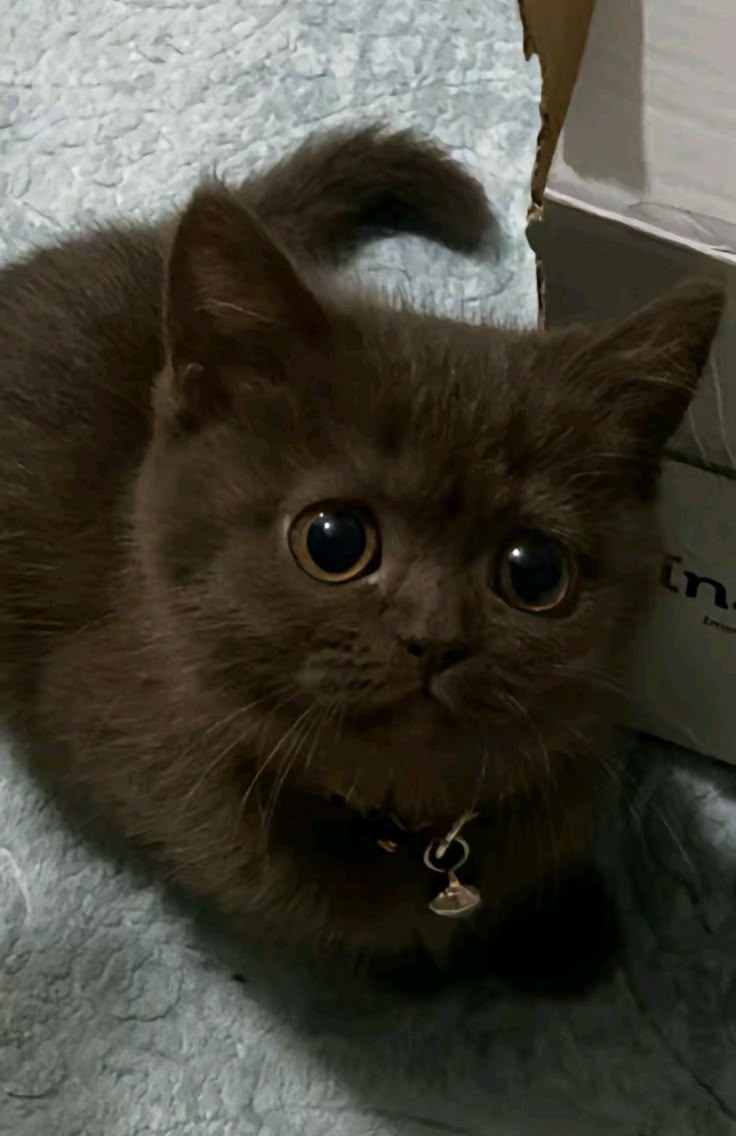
0;123;723;987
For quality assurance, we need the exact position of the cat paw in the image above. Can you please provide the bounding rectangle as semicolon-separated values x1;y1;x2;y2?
485;863;621;998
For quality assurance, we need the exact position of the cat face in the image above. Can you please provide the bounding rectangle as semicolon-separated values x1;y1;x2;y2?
136;187;723;829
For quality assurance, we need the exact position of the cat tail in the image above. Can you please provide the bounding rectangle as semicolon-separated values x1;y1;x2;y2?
238;123;494;267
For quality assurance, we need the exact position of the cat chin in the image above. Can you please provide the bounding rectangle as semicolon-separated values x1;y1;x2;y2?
340;688;459;736
288;765;501;851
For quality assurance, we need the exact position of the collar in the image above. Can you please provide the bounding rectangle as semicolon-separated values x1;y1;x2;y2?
333;796;486;919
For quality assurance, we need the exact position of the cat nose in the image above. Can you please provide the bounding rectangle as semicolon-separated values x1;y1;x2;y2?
403;637;473;674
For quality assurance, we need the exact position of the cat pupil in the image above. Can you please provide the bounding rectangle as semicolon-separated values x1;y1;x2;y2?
306;511;367;575
507;532;564;605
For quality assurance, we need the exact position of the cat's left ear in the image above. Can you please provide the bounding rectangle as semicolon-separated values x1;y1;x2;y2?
162;185;328;430
574;278;725;453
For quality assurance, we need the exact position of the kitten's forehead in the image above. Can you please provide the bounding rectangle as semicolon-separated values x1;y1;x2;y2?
331;311;511;454
320;313;528;510
295;311;620;544
230;305;619;537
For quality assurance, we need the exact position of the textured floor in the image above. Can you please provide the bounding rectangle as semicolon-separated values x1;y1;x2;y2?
2;1;736;1134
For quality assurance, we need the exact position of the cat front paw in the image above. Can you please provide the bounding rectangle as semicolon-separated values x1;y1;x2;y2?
484;863;621;997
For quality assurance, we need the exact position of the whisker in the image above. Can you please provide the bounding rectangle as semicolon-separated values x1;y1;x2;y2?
687;404;709;469
174;697;271;817
471;746;489;812
262;706;319;832
709;355;735;470
236;703;314;828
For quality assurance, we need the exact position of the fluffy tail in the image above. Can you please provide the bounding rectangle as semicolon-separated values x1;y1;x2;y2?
239;124;493;266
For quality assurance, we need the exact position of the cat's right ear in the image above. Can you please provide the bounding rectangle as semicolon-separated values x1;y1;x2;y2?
162;185;328;431
572;278;724;442
552;278;725;497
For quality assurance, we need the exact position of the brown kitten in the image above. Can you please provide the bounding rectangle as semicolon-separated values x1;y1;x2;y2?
0;124;723;979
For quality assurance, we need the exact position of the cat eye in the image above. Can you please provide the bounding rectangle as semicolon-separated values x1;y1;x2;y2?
495;529;577;614
289;504;380;583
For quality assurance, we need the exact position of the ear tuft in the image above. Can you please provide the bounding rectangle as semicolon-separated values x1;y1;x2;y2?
605;276;724;377
574;276;726;451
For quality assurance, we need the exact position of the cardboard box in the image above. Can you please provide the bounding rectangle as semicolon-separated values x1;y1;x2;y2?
522;0;736;765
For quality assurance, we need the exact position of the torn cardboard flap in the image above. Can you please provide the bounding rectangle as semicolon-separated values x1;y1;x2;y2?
518;0;594;207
